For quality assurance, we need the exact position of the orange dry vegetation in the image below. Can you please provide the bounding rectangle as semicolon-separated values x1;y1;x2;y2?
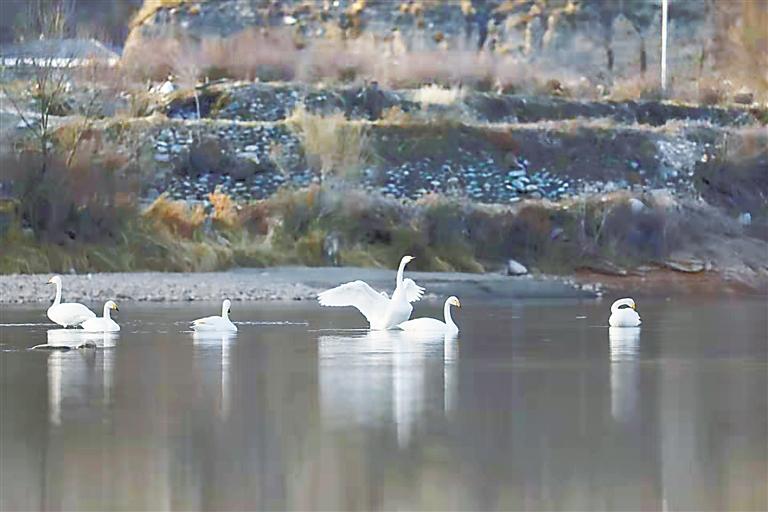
143;195;205;238
208;190;237;227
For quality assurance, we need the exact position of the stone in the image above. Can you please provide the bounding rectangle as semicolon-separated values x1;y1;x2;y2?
738;212;752;226
506;259;528;276
665;258;705;273
628;197;646;214
732;89;754;105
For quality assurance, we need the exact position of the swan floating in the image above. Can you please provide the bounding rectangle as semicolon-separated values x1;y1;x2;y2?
317;255;425;330
192;299;237;332
46;275;96;328
399;296;461;336
608;298;642;327
81;300;120;332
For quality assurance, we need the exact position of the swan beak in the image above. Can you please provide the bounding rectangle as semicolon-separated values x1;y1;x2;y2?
113;304;119;311
631;303;636;310
456;299;461;308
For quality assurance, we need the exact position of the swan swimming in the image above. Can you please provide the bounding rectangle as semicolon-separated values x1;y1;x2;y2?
81;300;120;332
608;298;642;327
192;299;237;332
46;275;96;328
317;255;425;330
399;296;461;335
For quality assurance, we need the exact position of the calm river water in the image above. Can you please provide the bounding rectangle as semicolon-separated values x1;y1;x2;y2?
1;297;766;511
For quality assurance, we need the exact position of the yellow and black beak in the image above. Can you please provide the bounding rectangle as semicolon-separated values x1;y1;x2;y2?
631;303;637;310
456;299;462;308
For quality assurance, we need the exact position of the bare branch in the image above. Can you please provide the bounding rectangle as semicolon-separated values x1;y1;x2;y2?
1;85;42;139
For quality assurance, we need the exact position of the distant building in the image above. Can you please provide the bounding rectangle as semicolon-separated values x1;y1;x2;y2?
0;38;119;68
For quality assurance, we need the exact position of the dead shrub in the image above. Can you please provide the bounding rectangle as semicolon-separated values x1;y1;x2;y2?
0;140;137;244
209;190;238;228
143;195;205;238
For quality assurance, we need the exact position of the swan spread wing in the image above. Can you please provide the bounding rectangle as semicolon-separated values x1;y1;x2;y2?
402;278;425;303
317;280;390;324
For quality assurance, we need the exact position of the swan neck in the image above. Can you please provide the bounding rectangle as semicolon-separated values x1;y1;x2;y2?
221;304;229;320
396;260;406;287
444;301;456;329
103;303;111;320
53;281;62;305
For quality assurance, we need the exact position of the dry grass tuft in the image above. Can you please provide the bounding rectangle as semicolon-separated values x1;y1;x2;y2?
129;0;198;29
143;195;205;238
412;84;465;106
209;190;238;227
288;106;369;180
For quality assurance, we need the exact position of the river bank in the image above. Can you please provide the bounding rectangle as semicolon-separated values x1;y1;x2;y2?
0;267;597;305
3;264;766;307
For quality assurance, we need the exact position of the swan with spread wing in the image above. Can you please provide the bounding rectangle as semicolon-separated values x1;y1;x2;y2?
317;255;425;330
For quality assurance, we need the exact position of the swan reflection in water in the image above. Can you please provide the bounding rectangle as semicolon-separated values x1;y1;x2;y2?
193;331;236;420
45;331;117;426
318;329;458;449
608;326;641;423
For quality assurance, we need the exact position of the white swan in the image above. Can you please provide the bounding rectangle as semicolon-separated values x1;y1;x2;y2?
399;296;461;335
192;299;237;332
317;255;425;330
81;300;120;333
608;298;642;327
46;275;96;328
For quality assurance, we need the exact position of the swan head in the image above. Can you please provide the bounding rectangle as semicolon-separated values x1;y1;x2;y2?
106;300;119;312
611;297;637;313
401;255;415;265
47;275;62;286
447;296;461;308
222;299;232;315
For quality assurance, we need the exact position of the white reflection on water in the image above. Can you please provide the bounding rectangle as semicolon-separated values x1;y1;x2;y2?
443;333;458;415
608;326;640;423
193;331;236;420
45;328;118;349
318;330;456;448
46;341;116;427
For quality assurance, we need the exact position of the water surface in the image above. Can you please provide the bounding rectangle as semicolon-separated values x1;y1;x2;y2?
1;298;766;511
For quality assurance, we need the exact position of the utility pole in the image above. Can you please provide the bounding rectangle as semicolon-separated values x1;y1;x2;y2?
661;0;668;92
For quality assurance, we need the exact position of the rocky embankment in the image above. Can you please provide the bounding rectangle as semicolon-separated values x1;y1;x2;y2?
103;82;765;211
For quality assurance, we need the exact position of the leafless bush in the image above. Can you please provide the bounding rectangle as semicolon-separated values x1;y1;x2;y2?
0;143;138;243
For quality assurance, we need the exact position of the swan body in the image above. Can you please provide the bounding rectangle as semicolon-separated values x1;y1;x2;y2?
192;299;237;332
399;296;461;335
81;300;120;333
318;256;425;330
609;298;642;327
46;276;96;328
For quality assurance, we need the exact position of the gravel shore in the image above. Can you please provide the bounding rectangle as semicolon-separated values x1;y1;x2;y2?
0;267;592;304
